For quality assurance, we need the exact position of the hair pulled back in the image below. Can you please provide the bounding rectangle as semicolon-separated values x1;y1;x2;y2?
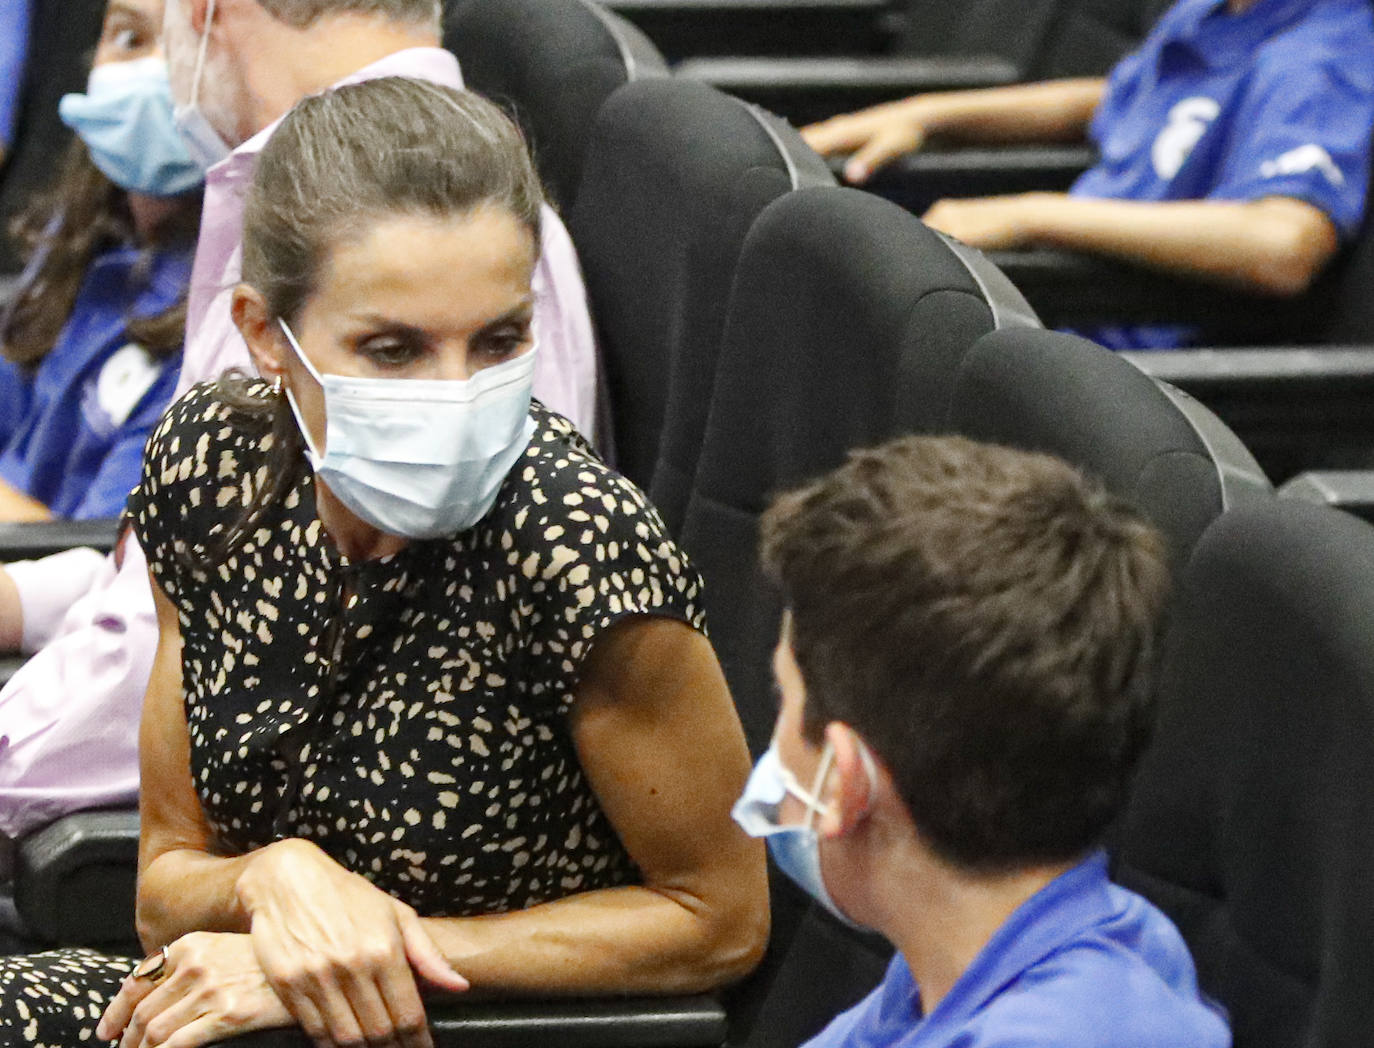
241;75;543;325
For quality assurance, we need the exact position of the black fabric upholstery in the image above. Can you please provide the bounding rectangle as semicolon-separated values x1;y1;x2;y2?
1029;0;1173;78
443;0;667;213
944;328;1257;578
1113;499;1374;1047
680;185;1008;756
896;0;1162;74
0;518;120;559
568;78;829;500
0;0;106;274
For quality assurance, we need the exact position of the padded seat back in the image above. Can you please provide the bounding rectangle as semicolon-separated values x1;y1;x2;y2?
1114;499;1374;1047
443;0;668;212
1030;0;1173;78
944;328;1271;579
568;77;831;500
0;0;106;274
896;0;1162;76
680;186;1035;755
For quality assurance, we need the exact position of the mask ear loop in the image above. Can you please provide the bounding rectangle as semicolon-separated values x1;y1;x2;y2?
276;318;327;464
189;0;217;110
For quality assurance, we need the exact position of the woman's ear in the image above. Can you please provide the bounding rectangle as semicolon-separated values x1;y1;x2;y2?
231;284;286;385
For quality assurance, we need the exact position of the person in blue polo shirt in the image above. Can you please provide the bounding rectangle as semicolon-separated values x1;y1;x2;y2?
734;435;1231;1048
0;0;201;520
802;0;1374;349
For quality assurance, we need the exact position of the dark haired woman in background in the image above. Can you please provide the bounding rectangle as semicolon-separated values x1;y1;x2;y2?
0;0;201;522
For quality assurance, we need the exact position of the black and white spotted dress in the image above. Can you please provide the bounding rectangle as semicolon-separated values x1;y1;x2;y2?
0;381;708;1044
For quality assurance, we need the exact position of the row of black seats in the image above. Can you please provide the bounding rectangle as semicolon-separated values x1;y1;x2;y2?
3;0;1374;1045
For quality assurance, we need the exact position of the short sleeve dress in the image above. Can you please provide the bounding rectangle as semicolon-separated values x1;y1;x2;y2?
0;380;709;1045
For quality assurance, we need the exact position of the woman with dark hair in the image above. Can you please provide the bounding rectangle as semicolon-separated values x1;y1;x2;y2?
0;75;766;1048
0;0;201;522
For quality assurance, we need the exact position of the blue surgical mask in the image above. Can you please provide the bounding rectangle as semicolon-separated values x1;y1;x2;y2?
58;57;204;196
279;319;537;540
732;740;876;930
172;0;232;171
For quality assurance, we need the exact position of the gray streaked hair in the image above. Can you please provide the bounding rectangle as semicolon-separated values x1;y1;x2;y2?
241;75;544;324
255;0;440;29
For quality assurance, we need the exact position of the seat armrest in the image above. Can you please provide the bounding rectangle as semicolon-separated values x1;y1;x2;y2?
863;144;1095;214
213;995;728;1047
0;518;121;560
674;55;1018;125
988;249;1299;341
1279;471;1374;525
13;808;141;948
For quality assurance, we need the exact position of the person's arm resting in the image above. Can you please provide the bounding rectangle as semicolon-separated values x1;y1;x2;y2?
0;476;53;522
420;616;770;995
923;193;1340;297
803;78;1107;184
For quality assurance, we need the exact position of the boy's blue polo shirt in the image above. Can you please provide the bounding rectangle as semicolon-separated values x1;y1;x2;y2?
0;243;192;519
1068;0;1374;349
802;852;1231;1048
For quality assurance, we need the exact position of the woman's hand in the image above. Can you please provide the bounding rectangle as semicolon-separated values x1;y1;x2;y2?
96;932;292;1048
235;837;470;1048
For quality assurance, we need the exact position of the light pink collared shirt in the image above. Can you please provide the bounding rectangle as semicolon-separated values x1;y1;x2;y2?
0;47;601;838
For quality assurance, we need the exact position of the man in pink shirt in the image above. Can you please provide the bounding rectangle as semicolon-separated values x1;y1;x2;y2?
0;0;600;844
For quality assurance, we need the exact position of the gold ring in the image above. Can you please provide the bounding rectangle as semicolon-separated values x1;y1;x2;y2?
131;945;170;983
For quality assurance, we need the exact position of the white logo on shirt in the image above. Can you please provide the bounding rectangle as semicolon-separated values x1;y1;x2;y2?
1259;144;1346;187
1151;97;1222;180
96;342;161;427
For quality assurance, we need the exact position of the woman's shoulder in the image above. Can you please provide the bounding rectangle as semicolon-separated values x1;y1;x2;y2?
509;402;668;545
137;376;280;520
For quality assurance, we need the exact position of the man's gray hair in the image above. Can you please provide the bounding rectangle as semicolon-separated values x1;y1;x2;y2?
256;0;441;29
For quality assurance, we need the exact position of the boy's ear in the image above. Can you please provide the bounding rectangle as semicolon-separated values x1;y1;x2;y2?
231;284;285;384
818;722;876;838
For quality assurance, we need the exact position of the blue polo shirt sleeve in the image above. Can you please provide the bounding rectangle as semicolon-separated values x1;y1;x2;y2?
1208;56;1374;238
0;0;33;149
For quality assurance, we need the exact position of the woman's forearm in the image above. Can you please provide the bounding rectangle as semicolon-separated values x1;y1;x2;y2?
422;881;767;997
136;846;257;949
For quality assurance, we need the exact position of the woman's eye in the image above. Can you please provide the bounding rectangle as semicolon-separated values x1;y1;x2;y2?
113;28;141;49
476;328;531;361
359;336;424;368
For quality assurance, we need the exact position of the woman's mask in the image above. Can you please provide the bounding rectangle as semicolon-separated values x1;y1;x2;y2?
279;318;538;540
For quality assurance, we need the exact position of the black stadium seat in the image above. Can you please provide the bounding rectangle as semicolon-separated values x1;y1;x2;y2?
567;77;833;508
443;0;669;212
1113;499;1374;1047
679;185;1036;755
944;327;1272;578
0;0;106;275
